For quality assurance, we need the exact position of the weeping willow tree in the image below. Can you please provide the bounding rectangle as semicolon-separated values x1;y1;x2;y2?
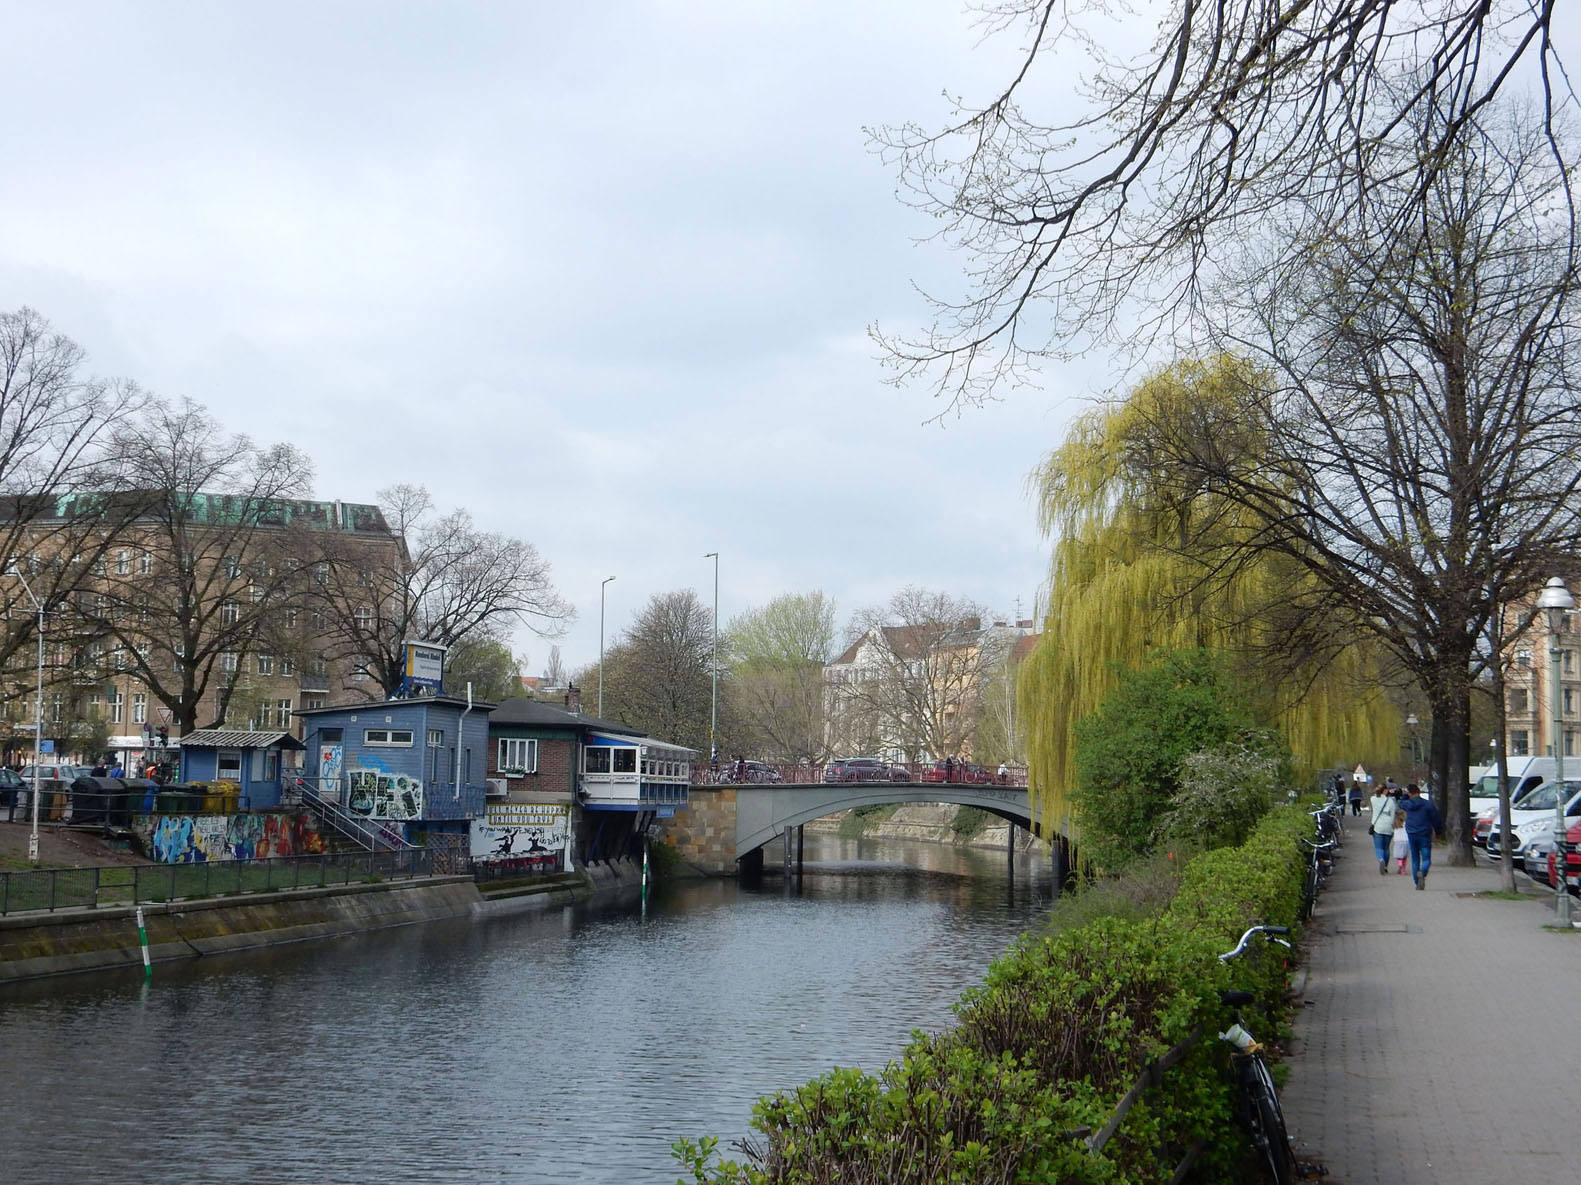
1019;357;1402;837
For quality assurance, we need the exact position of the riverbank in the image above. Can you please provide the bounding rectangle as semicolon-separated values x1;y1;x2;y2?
0;858;641;983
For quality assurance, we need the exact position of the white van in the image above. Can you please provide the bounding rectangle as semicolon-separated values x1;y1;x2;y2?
1470;756;1566;843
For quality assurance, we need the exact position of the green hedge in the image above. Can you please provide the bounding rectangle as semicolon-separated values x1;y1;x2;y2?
673;803;1314;1184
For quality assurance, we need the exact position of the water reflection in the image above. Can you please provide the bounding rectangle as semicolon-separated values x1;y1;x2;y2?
0;835;1047;1184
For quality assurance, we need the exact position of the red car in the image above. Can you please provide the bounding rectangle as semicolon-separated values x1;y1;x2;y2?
921;760;992;785
1545;820;1581;893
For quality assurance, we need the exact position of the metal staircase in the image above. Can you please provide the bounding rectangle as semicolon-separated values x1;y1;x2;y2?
287;778;413;852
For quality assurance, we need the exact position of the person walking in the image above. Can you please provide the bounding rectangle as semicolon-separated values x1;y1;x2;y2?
1347;779;1365;816
1398;782;1444;888
1368;782;1397;874
996;761;1009;785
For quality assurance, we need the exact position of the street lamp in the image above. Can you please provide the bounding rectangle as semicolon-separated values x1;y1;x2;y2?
7;567;44;864
599;576;615;717
1536;575;1575;928
704;551;718;764
1404;713;1420;782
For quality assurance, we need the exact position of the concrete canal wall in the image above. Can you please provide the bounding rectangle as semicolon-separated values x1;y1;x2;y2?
0;863;641;983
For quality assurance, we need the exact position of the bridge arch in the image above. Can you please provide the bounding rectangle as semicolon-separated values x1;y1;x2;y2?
732;782;1034;859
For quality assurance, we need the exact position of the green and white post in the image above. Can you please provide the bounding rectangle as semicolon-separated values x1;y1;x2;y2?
136;906;151;980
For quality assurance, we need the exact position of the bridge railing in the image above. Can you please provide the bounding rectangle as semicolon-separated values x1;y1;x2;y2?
692;761;1028;787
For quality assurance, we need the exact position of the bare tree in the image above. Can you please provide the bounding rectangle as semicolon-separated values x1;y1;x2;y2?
596;589;716;752
873;1;1569;412
316;483;573;698
828;588;994;761
1130;108;1581;859
90;399;317;733
542;644;567;687
0;308;143;719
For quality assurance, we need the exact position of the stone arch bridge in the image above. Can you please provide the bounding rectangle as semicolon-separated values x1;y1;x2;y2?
663;780;1038;877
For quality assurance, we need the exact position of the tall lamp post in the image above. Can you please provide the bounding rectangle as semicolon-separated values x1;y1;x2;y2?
1536;575;1575;928
8;568;45;864
1404;713;1420;783
704;551;718;764
599;576;616;717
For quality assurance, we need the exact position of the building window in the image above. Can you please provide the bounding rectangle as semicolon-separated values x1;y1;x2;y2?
1566;730;1576;758
1566;650;1575;675
284;607;299;629
314;563;329;586
280;655;295;676
364;729;413;747
1510;730;1530;756
139;551;152;574
108;691;123;724
111;645;128;671
1509;688;1529;714
306;697;325;710
584;747;611;774
115;550;130;575
220;651;238;672
277;699;292;728
309;655;327;677
1566;689;1575;717
310;608;327;630
1516;650;1532;668
217;751;242;779
427;728;444;748
354;606;373;630
172;642;185;672
497;737;538;774
221;600;239;626
50;693;63;723
257;653;274;675
133;694;147;725
224;556;241;579
137;595;150;623
351;664;370;682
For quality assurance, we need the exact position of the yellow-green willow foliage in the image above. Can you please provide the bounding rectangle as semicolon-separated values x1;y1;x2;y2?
1019;357;1401;836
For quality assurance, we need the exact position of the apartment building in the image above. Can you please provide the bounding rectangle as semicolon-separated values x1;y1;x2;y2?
1;492;403;767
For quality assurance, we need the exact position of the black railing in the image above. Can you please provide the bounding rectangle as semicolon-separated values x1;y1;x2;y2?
0;849;435;916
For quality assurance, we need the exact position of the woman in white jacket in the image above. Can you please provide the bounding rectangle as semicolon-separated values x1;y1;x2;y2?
1369;784;1398;875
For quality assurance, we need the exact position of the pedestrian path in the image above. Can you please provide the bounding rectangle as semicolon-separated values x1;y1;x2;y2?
1279;813;1579;1183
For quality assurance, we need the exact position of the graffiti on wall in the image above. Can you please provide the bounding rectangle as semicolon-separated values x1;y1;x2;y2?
137;812;327;863
346;767;423;821
471;803;569;868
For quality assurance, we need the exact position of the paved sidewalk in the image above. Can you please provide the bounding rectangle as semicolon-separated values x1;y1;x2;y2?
1278;813;1580;1183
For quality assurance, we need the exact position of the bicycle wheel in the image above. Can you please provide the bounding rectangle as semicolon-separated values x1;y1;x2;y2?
1243;1057;1296;1185
1299;861;1318;921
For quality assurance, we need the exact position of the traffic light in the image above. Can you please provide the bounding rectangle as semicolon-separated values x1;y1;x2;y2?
157;726;168;746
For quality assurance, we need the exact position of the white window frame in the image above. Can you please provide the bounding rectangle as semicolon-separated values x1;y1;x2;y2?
497;737;538;774
364;728;414;747
132;693;147;725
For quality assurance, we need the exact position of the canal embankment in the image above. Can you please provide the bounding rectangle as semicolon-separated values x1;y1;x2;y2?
0;861;640;983
806;804;1041;852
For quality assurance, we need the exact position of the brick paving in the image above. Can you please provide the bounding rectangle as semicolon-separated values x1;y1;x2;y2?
1277;812;1580;1183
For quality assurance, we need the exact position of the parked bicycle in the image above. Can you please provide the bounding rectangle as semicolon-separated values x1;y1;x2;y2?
1298;837;1338;922
1217;924;1304;1185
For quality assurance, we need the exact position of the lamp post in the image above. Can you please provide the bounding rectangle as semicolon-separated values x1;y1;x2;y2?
1536;575;1575;928
1404;713;1420;783
8;568;44;864
704;551;718;764
599;576;615;717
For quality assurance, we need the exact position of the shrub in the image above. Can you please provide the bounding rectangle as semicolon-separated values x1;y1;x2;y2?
676;803;1312;1183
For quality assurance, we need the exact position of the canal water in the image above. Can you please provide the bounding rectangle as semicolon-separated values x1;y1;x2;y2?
0;834;1049;1184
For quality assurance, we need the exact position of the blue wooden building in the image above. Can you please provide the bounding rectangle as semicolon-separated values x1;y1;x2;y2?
174;729;306;809
294;696;494;842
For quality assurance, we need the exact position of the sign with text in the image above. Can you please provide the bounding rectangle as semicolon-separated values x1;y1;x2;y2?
403;642;446;690
471;803;570;864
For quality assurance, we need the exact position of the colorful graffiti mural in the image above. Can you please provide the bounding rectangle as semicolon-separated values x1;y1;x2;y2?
470;803;569;869
136;812;327;863
346;768;423;821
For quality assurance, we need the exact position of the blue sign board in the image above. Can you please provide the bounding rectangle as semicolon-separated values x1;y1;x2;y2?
38;740;54;753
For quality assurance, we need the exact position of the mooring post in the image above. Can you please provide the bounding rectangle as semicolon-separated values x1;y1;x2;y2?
795;824;804;874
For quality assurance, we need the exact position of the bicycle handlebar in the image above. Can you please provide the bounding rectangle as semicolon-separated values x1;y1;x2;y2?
1218;924;1293;962
1300;837;1338;850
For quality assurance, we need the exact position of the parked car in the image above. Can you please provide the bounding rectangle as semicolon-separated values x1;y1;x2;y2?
921;760;993;785
822;758;890;783
888;763;912;782
1485;781;1581;866
733;761;783;784
1469;758;1555;838
19;764;91;783
1543;819;1581;892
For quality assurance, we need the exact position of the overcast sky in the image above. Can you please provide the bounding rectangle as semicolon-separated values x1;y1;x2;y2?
2;1;1099;673
12;4;1561;677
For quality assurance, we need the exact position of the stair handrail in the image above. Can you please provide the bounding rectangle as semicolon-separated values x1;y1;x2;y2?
290;778;413;851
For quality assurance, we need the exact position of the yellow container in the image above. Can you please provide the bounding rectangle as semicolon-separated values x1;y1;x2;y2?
207;780;242;813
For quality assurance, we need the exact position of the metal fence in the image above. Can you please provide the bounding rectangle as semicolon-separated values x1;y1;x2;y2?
691;761;1030;787
0;849;435;916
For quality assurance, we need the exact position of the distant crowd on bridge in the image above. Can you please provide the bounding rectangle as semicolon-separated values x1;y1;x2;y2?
699;757;1028;788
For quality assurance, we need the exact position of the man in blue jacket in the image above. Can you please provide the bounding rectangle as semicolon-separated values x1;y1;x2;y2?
1398;783;1443;889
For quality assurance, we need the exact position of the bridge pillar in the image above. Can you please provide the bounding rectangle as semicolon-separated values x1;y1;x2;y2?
661;784;740;876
